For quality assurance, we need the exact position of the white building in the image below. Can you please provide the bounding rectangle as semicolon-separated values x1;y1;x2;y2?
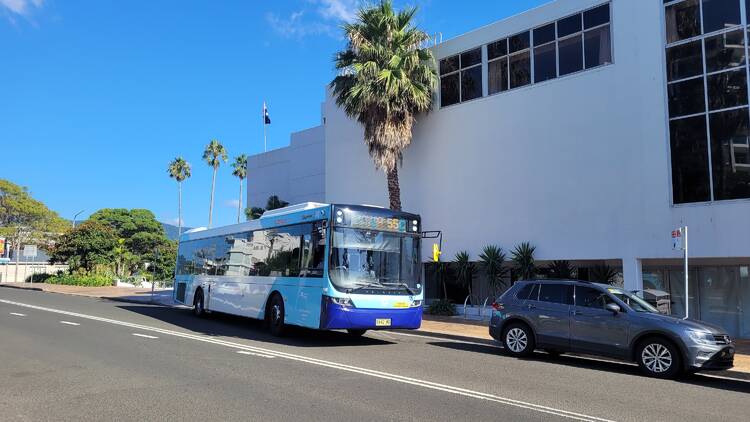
249;0;750;338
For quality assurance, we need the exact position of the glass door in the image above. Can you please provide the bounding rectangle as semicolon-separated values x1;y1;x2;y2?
668;269;700;319
698;267;741;337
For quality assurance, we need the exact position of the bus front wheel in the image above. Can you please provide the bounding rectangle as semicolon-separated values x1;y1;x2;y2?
267;294;286;337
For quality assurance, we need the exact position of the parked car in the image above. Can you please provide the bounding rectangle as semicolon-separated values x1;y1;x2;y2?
489;280;735;378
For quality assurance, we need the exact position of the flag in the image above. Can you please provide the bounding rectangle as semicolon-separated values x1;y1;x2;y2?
263;102;271;125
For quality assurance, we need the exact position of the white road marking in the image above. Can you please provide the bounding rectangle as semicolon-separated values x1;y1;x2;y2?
236;350;275;358
383;330;500;348
132;333;158;339
9;312;26;317
59;321;80;326
0;298;614;422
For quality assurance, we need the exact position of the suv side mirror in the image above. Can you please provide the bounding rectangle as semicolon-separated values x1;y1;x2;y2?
605;303;621;314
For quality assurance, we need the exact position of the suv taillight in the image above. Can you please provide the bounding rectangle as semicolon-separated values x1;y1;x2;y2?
491;302;504;311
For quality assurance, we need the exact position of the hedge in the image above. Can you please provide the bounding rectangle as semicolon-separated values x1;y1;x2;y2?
46;274;113;287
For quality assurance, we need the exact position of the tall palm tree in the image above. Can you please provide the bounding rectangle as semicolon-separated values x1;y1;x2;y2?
330;0;437;210
202;139;228;228
167;157;191;239
231;154;248;224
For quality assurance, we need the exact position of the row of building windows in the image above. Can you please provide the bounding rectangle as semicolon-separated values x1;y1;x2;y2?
664;0;750;204
176;222;326;278
439;2;612;108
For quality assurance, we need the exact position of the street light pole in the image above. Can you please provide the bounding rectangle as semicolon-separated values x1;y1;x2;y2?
72;210;85;229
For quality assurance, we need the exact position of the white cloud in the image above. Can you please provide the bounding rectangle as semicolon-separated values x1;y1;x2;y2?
266;0;362;39
316;0;359;23
0;0;44;16
224;199;241;208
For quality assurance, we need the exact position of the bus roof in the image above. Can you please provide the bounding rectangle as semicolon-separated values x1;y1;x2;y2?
179;202;420;242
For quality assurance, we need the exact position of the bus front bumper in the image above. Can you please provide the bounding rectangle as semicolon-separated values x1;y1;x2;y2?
320;303;422;330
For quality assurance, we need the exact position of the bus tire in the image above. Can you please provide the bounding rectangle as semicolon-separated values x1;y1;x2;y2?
347;329;367;337
266;294;286;337
193;289;206;318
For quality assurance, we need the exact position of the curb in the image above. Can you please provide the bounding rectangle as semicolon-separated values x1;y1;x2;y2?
0;284;43;292
403;329;496;346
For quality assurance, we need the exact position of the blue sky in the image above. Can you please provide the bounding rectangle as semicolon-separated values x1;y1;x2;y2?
1;0;549;228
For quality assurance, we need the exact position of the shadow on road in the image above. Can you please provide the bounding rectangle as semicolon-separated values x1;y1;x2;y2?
115;304;395;349
429;341;750;394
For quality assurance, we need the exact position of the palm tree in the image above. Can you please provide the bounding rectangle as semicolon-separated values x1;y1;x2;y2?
454;251;476;299
330;0;437;210
479;245;509;295
167;157;191;239
231;154;248;224
511;242;537;281
202;139;228;228
548;260;576;279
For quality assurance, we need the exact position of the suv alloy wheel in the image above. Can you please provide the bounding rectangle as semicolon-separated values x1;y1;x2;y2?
502;322;535;357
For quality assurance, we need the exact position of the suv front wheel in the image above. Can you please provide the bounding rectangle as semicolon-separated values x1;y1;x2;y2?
636;338;682;379
502;322;535;357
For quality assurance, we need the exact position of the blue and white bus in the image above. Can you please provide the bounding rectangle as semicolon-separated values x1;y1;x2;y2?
174;203;423;336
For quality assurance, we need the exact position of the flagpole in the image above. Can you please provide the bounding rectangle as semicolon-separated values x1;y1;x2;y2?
263;101;268;152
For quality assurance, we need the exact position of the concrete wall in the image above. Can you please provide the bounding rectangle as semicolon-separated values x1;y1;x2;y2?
0;264;68;283
323;0;750;290
248;125;326;209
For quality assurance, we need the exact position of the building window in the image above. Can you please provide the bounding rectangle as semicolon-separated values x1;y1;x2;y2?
664;0;750;204
439;47;483;106
670;116;712;204
439;2;612;108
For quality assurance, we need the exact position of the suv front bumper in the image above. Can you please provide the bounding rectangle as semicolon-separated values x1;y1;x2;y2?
687;344;735;370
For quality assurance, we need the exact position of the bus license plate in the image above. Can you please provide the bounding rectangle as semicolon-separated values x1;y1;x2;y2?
375;318;391;327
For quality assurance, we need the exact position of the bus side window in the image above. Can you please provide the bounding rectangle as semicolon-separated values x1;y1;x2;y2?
300;222;325;278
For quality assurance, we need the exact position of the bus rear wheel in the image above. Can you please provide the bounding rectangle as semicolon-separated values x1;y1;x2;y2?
347;329;367;337
266;294;286;337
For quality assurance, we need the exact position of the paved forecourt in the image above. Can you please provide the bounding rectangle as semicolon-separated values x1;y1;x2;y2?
1;288;748;422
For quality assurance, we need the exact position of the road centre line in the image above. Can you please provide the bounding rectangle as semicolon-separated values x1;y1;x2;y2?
236;350;275;358
132;333;158;339
9;312;26;317
59;321;80;326
0;298;614;422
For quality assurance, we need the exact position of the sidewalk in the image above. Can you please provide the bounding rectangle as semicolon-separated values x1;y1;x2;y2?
2;282;748;376
0;282;177;307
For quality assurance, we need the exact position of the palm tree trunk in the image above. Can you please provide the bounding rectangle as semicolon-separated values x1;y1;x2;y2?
237;178;243;223
387;166;402;211
178;181;183;242
208;167;217;228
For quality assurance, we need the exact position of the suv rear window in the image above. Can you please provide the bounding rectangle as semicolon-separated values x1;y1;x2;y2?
538;283;573;305
516;283;539;300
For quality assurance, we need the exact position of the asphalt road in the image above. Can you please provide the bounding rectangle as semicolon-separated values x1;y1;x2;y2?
1;288;748;422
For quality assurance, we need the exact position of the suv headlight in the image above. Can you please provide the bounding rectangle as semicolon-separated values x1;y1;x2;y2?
687;330;715;346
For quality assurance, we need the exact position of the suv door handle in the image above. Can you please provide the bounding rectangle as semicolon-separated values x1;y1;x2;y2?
526;304;536;310
571;310;582;316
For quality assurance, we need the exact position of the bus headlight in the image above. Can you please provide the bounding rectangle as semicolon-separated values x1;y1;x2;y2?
411;300;422;307
327;296;353;307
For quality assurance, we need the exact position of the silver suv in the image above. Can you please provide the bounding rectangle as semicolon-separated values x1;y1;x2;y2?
489;280;735;378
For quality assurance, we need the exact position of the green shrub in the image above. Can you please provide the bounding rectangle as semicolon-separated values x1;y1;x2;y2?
46;274;113;287
24;273;54;283
427;299;457;316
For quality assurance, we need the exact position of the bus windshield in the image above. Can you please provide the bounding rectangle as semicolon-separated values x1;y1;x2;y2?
329;227;421;294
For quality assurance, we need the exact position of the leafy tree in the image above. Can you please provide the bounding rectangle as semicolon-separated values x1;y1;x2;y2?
167;157;191;239
548;260;576;279
454;251;476;298
244;195;290;221
330;0;437;210
244;207;265;221
0;179;69;280
511;242;537;281
202;139;228;228
232;154;248;224
49;221;118;273
89;209;164;241
479;245;509;295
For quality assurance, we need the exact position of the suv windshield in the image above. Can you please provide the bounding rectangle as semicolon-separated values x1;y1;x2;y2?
329;227;421;294
608;288;659;313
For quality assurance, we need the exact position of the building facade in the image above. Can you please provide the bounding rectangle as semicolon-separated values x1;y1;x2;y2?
249;0;750;338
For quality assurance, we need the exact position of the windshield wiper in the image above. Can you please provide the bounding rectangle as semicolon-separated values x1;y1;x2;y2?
379;282;416;295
